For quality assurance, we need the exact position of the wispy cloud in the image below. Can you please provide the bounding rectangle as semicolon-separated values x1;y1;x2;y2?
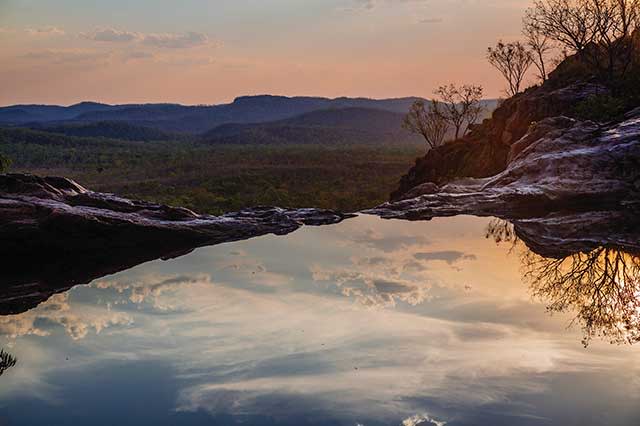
419;17;443;24
142;31;209;49
22;48;113;65
81;27;212;49
25;26;65;36
83;27;138;42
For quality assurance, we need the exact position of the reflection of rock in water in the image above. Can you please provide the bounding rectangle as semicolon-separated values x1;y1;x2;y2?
0;174;352;316
0;349;17;377
486;212;640;346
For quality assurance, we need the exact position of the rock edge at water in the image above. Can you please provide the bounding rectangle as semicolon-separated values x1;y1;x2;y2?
368;109;640;221
0;173;352;314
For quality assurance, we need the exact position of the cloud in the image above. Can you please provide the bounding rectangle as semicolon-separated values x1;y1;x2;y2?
419;18;443;24
122;50;155;62
142;31;209;49
343;0;428;12
82;27;212;49
83;27;138;42
25;26;65;36
22;48;113;66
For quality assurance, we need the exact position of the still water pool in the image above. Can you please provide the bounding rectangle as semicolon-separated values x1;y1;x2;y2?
1;215;638;425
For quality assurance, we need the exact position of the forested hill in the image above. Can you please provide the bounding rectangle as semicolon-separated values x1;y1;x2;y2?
201;107;423;145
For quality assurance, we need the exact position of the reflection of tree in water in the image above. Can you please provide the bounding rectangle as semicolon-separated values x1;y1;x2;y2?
524;248;640;346
0;349;17;377
486;219;640;346
485;219;517;246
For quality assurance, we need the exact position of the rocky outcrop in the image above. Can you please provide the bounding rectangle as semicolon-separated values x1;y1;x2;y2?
0;174;352;314
369;108;640;220
391;81;610;201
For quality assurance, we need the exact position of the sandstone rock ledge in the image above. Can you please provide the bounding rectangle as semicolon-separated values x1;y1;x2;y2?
0;174;352;314
367;109;640;221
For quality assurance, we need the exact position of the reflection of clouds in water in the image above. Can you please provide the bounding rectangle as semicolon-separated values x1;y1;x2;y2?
347;227;431;252
311;240;478;308
311;218;484;309
402;413;447;426
3;216;640;425
310;265;431;307
94;274;211;311
214;256;292;289
414;251;477;265
0;293;132;340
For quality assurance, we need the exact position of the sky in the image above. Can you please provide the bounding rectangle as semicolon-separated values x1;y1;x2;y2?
0;0;531;105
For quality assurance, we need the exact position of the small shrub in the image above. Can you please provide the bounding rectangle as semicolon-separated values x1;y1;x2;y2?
0;152;11;173
572;95;627;122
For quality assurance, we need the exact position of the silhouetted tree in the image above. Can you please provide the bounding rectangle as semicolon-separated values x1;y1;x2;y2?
587;0;640;80
487;41;534;96
0;349;17;377
523;14;555;82
526;0;640;81
527;0;599;54
433;84;484;140
402;100;450;150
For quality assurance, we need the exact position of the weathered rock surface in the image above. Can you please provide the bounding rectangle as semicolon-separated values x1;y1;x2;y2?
368;109;640;220
391;81;610;200
0;174;352;314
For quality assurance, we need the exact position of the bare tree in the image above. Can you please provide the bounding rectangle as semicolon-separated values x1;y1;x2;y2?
526;0;640;80
523;14;554;82
402;100;450;150
433;84;484;140
587;0;640;80
487;41;534;97
527;0;599;54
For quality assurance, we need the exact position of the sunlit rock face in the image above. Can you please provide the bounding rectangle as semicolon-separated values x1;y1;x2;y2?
370;109;640;220
0;174;351;315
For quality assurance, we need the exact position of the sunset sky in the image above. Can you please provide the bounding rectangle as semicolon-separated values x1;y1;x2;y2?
0;0;530;105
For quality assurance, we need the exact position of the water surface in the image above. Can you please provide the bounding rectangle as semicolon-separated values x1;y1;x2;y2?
1;215;638;425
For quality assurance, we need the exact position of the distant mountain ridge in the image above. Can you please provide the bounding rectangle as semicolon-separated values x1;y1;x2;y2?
0;95;429;134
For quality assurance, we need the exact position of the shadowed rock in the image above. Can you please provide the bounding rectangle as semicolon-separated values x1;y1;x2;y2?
0;174;353;315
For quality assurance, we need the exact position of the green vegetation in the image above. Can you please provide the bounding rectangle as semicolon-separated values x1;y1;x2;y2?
1;127;422;214
0;153;9;173
573;94;628;122
0;134;10;173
